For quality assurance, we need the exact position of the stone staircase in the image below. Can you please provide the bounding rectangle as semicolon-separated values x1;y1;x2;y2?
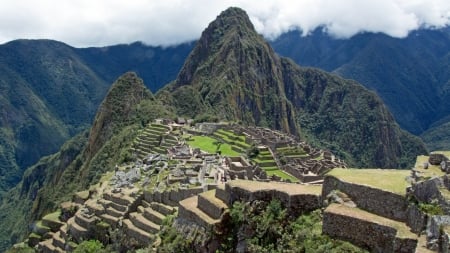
131;123;177;159
178;188;229;229
123;200;176;247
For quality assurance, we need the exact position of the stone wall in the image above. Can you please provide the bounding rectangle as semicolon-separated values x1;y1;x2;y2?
406;204;427;234
226;184;321;216
198;194;225;219
322;175;408;221
323;206;417;253
144;187;204;206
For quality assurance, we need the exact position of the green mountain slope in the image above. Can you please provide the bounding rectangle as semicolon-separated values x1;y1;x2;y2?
0;7;432;250
0;40;109;193
162;7;426;168
0;40;191;194
0;72;173;251
271;28;450;143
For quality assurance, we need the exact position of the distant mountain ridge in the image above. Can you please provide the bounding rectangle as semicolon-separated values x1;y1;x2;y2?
271;27;450;148
161;7;426;168
0;7;430;251
0;39;192;193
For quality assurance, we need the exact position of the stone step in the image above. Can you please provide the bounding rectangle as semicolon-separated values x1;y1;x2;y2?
42;217;64;233
137;145;153;154
67;217;88;243
103;191;134;206
150;202;176;216
85;199;105;216
323;203;417;253
144;128;164;136
123;219;155;246
100;213;120;226
152;146;167;154
136;137;157;146
59;224;69;241
106;206;125;218
215;185;230;205
141;200;151;208
198;189;228;219
129;212;160;234
38;239;63;253
179;196;221;229
415;234;434;253
52;231;65;250
143;207;166;225
74;212;97;228
109;201;128;212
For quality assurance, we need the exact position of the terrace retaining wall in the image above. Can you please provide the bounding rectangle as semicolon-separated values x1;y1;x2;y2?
322;175;408;222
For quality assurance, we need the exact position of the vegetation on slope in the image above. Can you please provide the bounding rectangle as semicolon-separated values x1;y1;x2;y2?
159;200;367;252
0;39;192;195
0;72;174;251
271;28;450;137
162;7;427;169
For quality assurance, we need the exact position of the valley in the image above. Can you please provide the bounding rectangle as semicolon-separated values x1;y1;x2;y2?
0;5;448;253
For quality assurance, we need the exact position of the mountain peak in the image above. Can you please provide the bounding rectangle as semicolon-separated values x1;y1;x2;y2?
212;7;255;32
175;7;263;86
86;72;152;156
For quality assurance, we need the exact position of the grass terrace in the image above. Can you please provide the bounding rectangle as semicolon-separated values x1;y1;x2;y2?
214;129;250;149
187;135;240;156
265;169;299;182
327;168;410;195
414;155;445;180
42;210;61;222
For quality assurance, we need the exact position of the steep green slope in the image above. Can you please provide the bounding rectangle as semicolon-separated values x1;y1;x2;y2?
164;7;299;135
271;28;450;138
0;40;108;193
421;119;450;151
0;72;173;251
161;7;426;168
0;39;191;194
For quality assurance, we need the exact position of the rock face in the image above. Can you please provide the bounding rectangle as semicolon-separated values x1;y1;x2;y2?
163;7;427;168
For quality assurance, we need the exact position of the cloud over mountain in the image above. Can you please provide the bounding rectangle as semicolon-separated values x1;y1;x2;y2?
0;0;449;47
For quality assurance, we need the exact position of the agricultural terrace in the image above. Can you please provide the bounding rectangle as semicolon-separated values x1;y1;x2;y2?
187;135;240;156
327;168;410;195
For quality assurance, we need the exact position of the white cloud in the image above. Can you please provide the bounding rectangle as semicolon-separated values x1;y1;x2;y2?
0;0;448;47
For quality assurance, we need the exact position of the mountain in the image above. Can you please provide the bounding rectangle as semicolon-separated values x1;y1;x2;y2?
77;41;194;92
0;40;191;194
0;7;432;250
161;7;426;168
0;72;173;251
270;28;450;148
0;40;109;194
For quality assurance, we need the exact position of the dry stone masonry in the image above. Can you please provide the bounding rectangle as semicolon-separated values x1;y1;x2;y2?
24;121;450;252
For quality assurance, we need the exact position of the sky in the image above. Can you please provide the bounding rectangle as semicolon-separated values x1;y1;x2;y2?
0;0;449;47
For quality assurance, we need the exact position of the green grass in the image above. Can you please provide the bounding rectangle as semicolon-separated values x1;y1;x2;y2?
265;170;299;182
215;129;250;148
327;168;410;195
252;158;276;164
187;135;241;156
262;166;279;171
42;210;61;222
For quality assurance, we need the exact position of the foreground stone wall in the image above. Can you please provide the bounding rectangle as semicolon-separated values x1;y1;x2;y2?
226;181;321;216
322;175;408;221
323;204;417;253
144;187;204;206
